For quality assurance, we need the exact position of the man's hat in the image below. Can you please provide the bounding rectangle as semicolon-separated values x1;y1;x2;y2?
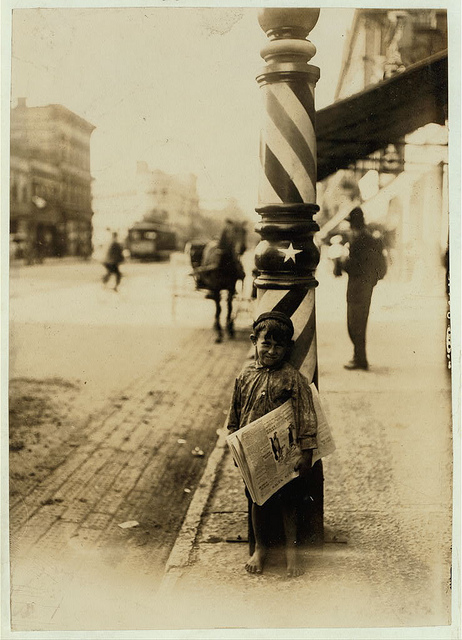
346;207;365;227
253;311;294;338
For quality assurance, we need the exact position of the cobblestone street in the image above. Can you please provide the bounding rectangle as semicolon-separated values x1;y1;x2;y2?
10;328;248;553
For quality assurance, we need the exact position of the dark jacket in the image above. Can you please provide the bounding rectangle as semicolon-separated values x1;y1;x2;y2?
342;229;382;286
105;241;124;265
226;360;317;450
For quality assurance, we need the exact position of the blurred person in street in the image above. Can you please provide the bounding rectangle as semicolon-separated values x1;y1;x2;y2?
197;219;245;341
235;220;247;257
200;219;241;295
226;311;318;577
336;207;387;370
102;231;124;291
217;218;242;273
327;234;348;277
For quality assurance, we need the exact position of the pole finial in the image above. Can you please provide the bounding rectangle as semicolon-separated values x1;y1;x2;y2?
258;8;320;41
258;8;320;64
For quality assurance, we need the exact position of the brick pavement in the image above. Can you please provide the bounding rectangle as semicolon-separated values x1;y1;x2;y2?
9;326;252;628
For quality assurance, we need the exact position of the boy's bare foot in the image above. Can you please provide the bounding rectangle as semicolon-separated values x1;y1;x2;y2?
286;548;305;578
245;548;266;574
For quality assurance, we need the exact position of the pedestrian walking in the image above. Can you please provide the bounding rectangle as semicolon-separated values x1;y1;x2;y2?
102;232;124;291
226;311;318;577
336;207;387;370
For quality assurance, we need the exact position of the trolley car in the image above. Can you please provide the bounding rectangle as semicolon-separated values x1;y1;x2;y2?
127;221;178;261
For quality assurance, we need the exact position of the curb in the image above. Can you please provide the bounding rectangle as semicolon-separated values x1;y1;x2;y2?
157;425;229;595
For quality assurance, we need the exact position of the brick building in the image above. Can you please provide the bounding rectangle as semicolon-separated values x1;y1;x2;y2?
10;99;95;261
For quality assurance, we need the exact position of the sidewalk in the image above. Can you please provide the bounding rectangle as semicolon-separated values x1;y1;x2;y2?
158;273;454;632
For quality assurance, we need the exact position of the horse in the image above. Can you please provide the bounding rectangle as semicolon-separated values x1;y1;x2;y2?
191;221;247;343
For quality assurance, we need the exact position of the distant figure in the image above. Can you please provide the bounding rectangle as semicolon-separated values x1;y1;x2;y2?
196;219;245;343
217;218;240;274
102;232;124;291
336;207;387;370
235;221;248;257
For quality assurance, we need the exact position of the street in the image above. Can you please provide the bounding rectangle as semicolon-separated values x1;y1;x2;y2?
7;254;453;631
10;254;253;401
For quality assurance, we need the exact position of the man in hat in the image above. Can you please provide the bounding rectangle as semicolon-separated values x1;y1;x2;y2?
102;231;124;291
337;207;384;370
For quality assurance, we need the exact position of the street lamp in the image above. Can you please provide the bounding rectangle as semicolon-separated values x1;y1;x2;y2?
254;7;324;543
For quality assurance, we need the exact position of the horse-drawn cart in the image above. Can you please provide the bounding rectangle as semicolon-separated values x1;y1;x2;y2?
171;240;253;342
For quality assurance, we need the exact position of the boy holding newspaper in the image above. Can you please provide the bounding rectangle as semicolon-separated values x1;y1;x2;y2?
226;311;317;577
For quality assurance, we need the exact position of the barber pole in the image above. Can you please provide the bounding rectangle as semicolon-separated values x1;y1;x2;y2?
255;287;317;379
254;7;323;542
258;67;317;206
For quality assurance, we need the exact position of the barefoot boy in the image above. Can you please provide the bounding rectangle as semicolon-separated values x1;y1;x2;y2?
226;311;317;577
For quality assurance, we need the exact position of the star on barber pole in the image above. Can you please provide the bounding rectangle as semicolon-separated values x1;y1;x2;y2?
280;243;303;263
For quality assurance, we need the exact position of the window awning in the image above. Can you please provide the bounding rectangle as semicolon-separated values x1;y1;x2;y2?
316;50;448;182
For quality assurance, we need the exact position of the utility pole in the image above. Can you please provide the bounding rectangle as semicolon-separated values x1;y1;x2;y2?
254;7;323;543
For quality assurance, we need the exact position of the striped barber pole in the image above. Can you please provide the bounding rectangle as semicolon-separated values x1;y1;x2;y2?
259;80;317;206
255;286;317;383
254;10;321;383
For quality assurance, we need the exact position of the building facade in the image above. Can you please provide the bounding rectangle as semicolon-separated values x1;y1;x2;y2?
10;99;95;261
319;9;448;285
92;161;201;253
134;161;200;229
335;9;447;100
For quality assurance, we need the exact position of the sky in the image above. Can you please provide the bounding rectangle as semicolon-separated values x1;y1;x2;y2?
9;6;354;216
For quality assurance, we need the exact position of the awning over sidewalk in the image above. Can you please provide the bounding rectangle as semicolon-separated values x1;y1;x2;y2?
316;50;448;182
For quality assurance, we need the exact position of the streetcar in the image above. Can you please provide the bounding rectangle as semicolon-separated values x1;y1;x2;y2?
127;221;178;261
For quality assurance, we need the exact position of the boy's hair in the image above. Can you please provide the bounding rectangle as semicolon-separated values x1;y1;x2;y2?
252;311;294;344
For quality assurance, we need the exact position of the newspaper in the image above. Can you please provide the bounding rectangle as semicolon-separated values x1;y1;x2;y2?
226;384;335;506
309;383;336;464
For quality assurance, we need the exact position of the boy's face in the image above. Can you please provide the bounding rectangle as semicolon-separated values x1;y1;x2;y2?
251;330;289;368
